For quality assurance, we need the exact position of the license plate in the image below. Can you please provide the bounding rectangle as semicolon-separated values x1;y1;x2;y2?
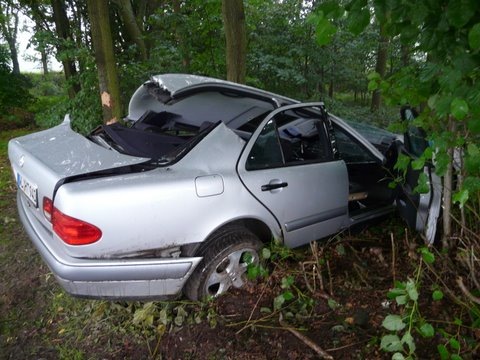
16;170;38;207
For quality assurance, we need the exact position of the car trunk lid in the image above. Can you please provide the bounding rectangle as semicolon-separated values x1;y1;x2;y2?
8;116;148;228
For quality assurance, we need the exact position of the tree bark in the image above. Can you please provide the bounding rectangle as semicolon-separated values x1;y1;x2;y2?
371;28;389;112
51;0;80;98
222;0;246;83
87;0;122;124
113;0;148;60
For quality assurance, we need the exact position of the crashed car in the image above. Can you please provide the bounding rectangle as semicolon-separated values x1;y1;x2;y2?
8;74;441;300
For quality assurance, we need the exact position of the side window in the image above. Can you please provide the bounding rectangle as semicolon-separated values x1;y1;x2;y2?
246;108;331;170
333;125;376;163
246;119;283;170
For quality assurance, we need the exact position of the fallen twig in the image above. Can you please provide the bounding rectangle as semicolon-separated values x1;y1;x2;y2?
279;314;334;359
457;276;480;305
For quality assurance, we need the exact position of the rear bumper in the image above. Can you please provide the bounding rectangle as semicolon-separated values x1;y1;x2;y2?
17;193;201;299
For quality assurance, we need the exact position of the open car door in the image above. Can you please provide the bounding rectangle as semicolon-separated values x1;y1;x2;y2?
237;103;349;248
396;107;442;244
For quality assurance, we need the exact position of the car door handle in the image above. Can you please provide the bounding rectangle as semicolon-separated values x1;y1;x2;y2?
261;182;288;191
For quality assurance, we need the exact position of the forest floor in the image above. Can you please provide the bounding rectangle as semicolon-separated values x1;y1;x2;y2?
0;128;460;359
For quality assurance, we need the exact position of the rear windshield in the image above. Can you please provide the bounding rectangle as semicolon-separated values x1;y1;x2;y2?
89;113;216;164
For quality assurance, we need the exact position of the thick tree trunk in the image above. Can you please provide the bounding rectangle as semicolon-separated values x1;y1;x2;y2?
113;0;148;60
87;0;122;124
51;0;80;98
371;29;389;112
222;0;246;83
6;36;20;74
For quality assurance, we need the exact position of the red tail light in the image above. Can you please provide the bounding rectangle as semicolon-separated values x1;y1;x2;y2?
43;197;53;222
43;197;102;245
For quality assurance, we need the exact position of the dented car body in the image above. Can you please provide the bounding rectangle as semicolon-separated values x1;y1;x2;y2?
9;74;441;300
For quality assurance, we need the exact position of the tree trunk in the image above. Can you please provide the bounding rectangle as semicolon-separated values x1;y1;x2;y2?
173;0;190;70
87;0;122;124
371;28;389;112
0;2;20;74
401;44;409;67
6;35;20;74
221;0;246;83
113;0;148;60
51;0;80;98
40;47;49;75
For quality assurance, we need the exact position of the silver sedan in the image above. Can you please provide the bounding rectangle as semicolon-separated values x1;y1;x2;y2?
8;74;441;300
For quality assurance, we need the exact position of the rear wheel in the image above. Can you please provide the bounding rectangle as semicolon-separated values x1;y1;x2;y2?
184;226;261;301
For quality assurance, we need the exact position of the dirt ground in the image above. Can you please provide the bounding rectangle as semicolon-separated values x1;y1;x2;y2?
0;129;469;360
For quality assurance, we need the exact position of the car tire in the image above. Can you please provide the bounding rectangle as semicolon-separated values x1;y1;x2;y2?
184;226;262;301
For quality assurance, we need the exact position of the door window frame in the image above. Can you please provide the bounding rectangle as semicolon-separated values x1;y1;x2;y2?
240;102;335;172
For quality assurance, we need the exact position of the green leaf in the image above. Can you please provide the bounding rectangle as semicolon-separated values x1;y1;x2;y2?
317;0;344;18
247;265;259;279
262;247;271;259
260;307;272;313
394;153;411;171
273;294;285;310
449;337;460;350
420;247;435;264
382;315;406;331
282;290;294;301
406;280;419;301
437;344;450;360
451;98;469;120
388;180;398;189
388;288;406;299
467;143;480;156
452;189;469;208
451;355;463;360
467;118;480;133
401;332;416;354
427;94;439;110
381;334;404;352
314;14;337;46
414;172;430;194
392;353;405;360
446;0;476;28
395;295;408;305
368;79;379;91
411;158;425;170
327;298;339;310
348;8;370;35
159;308;169;325
419;322;435;337
281;276;294;289
174;314;184;326
367;72;381;81
432;290;444;301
